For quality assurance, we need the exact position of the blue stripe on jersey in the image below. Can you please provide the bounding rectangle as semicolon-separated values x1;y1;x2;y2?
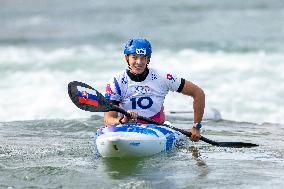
113;77;121;96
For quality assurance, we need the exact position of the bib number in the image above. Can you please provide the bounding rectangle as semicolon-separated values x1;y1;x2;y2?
130;97;153;109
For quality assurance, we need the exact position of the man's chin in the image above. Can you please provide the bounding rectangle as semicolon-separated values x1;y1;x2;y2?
133;68;144;74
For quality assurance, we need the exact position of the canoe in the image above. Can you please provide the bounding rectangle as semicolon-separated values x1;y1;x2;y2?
95;123;188;157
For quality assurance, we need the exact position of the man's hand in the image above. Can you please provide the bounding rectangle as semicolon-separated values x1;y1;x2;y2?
119;110;138;124
189;127;201;142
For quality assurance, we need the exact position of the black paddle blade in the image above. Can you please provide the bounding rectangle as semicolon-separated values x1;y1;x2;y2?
200;136;258;148
68;81;113;112
216;142;259;148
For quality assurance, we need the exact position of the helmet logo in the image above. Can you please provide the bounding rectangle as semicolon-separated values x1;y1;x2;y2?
136;48;146;55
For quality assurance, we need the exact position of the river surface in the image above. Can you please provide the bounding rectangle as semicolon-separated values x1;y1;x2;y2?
1;117;283;188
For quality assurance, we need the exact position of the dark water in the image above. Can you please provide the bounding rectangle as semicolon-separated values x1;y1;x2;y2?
1;117;283;189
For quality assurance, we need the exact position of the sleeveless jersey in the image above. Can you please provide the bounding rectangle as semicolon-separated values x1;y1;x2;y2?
105;68;183;123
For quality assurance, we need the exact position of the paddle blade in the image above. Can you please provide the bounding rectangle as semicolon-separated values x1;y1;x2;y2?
216;142;259;148
200;136;258;148
68;81;113;112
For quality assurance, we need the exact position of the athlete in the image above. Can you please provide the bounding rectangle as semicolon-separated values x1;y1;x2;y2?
104;38;205;142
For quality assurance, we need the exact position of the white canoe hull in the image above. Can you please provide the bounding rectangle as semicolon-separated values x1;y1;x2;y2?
95;124;188;157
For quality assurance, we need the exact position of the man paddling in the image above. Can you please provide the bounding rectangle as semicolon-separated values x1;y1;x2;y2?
103;38;205;142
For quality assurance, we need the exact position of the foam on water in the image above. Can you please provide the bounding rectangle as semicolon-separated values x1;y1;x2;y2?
0;46;283;123
0;46;111;121
153;49;284;124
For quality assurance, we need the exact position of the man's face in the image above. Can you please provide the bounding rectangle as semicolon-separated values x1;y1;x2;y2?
125;54;149;74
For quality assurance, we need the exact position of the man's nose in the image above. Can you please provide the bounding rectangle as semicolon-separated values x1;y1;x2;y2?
136;57;143;64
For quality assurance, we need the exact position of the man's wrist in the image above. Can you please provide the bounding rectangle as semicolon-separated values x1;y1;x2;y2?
193;122;202;129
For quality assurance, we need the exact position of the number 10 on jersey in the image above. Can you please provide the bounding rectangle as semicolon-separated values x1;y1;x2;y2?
130;97;153;109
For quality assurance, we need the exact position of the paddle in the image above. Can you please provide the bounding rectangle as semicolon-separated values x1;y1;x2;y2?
68;81;258;148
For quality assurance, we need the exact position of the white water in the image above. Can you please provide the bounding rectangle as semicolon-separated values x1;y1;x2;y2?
0;46;283;124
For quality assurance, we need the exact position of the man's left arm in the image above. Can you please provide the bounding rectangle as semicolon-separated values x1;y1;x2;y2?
180;79;205;142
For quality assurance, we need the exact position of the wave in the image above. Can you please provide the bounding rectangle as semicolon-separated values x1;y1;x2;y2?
0;45;283;124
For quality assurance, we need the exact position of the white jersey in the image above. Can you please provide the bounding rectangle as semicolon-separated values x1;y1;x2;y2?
105;68;183;123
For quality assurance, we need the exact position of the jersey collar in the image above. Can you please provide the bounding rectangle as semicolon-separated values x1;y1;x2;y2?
127;67;149;82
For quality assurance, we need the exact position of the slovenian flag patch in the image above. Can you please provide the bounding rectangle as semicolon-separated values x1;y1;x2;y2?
77;87;99;107
166;73;176;82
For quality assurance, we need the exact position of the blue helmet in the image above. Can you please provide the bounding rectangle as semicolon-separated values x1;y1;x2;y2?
124;38;152;58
